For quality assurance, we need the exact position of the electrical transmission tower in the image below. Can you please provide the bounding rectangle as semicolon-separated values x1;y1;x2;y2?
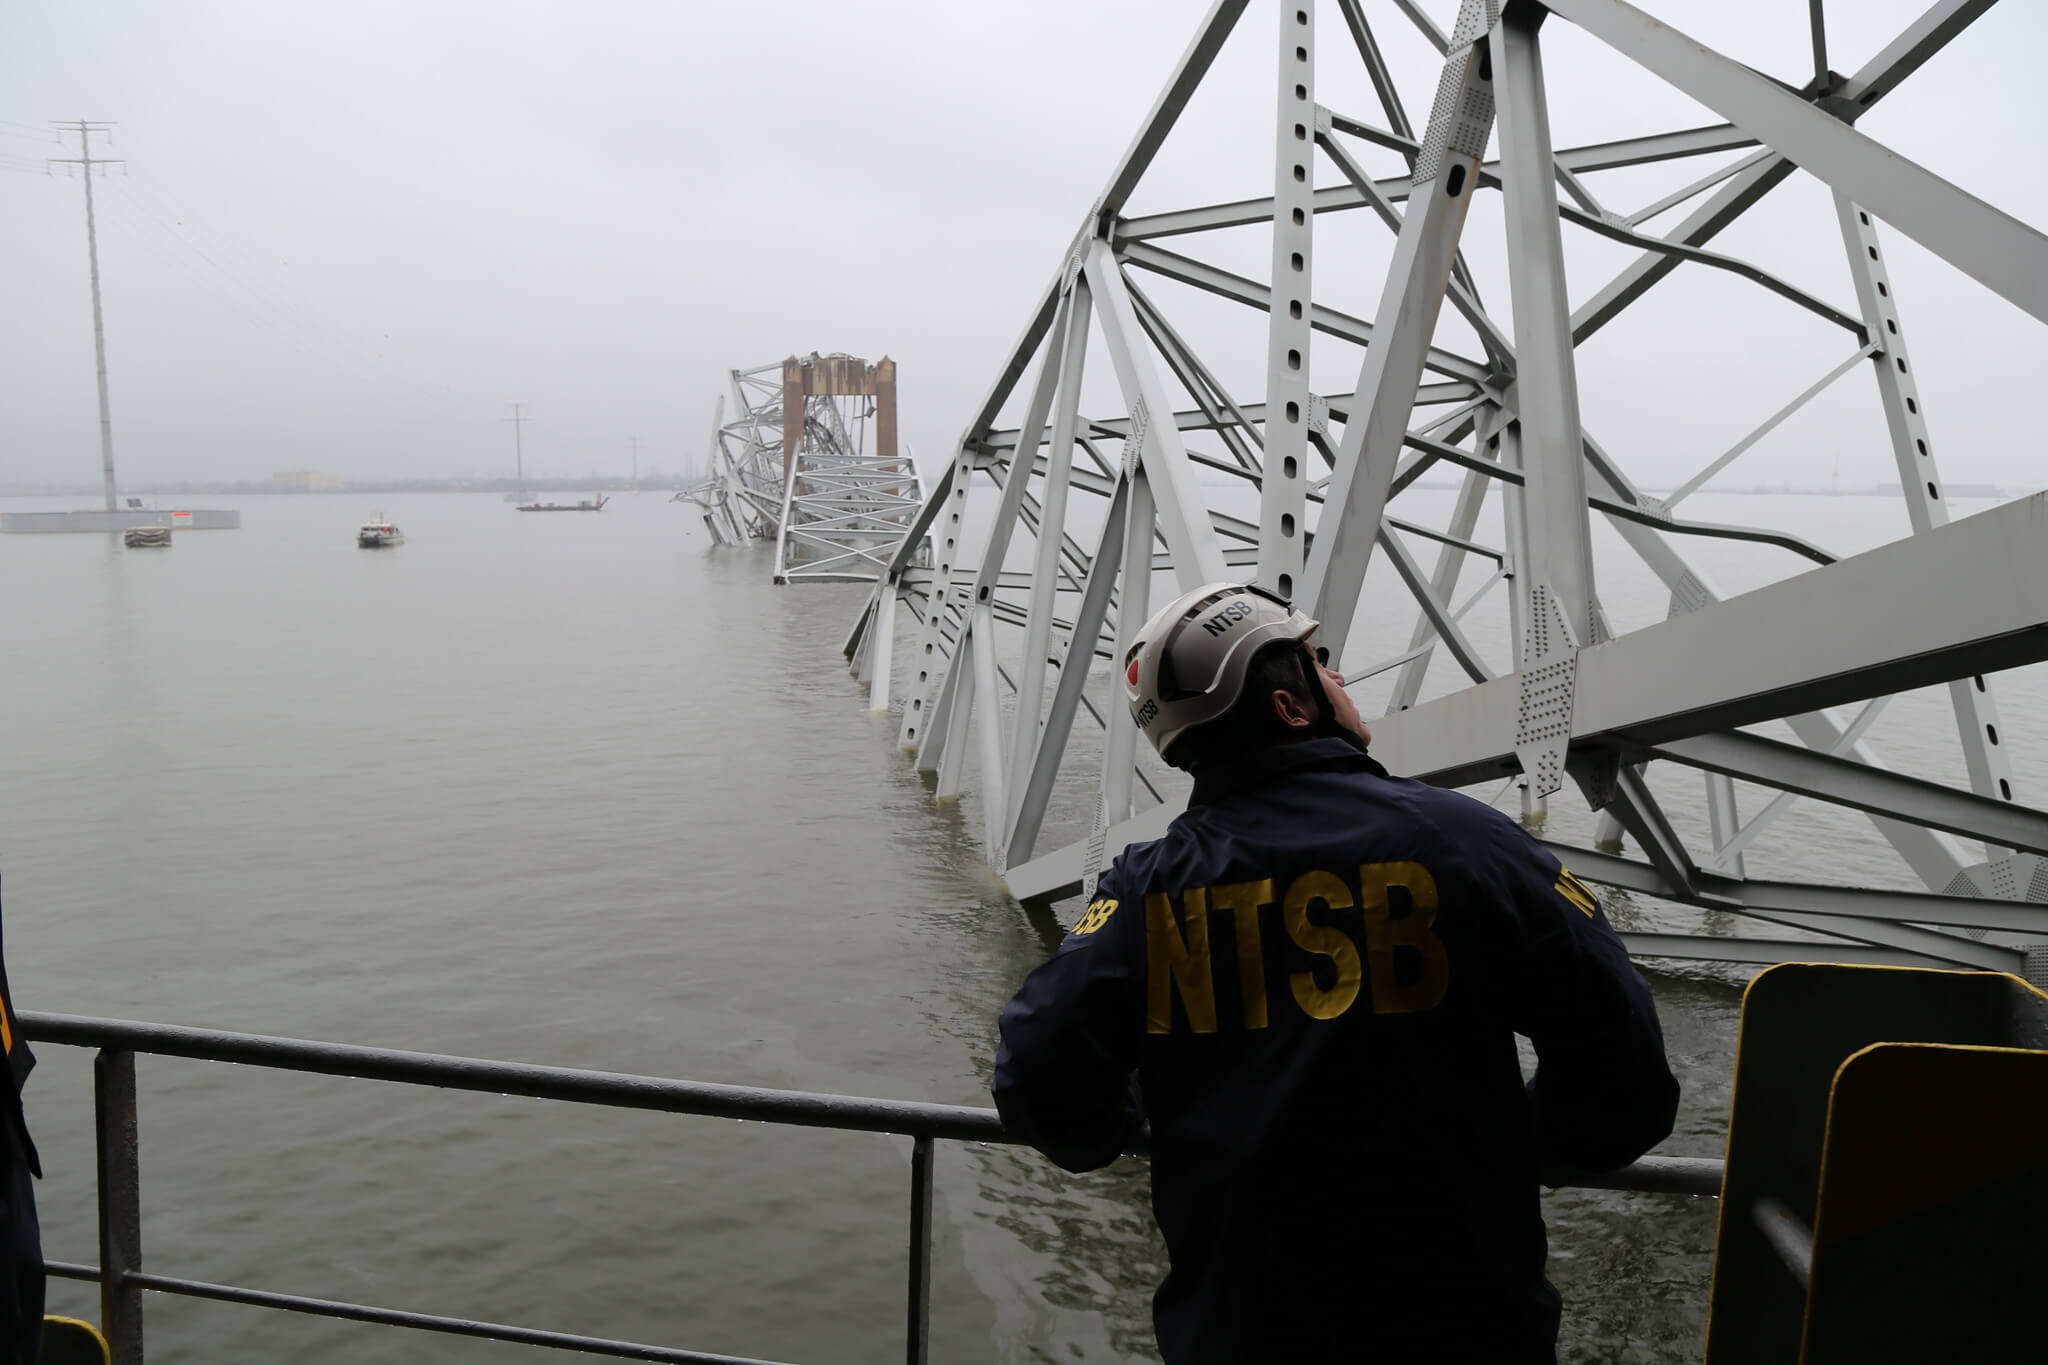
505;403;532;491
49;121;123;512
846;0;2048;980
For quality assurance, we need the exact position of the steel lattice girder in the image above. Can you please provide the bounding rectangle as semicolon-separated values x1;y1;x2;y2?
773;354;926;585
842;0;2048;976
679;357;927;582
676;365;790;545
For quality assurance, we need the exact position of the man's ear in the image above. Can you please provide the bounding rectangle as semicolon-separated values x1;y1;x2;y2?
1269;687;1317;732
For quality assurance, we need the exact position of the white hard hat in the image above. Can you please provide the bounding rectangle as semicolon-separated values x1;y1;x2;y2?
1123;581;1319;764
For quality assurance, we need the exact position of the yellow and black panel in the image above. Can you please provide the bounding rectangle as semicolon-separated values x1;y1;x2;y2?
1801;1041;2048;1363
41;1316;111;1365
1703;962;2048;1365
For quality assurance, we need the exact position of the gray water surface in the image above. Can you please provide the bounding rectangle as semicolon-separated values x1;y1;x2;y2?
0;490;2023;1362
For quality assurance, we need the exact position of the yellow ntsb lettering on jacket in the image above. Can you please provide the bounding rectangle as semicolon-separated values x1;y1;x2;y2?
1143;863;1447;1034
1073;898;1119;935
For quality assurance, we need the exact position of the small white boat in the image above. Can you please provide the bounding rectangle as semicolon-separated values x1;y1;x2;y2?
357;520;404;548
123;526;172;548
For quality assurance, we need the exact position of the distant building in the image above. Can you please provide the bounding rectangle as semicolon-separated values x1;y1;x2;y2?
270;471;344;492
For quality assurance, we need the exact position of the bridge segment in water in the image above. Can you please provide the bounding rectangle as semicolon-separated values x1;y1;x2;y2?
680;354;927;584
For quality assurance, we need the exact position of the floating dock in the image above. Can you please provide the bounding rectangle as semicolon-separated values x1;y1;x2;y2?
0;508;240;534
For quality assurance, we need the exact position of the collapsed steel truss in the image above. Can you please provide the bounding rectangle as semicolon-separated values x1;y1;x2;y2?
679;355;926;582
678;363;789;547
845;0;2048;975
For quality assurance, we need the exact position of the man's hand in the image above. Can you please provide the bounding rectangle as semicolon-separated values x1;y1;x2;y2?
1315;659;1373;746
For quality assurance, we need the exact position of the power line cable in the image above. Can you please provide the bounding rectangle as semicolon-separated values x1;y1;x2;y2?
88;199;343;372
88;193;475;439
112;175;587;434
0;120;59;144
102;177;480;423
118;175;486;421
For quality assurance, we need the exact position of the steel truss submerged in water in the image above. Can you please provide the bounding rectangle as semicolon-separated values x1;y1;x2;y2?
680;354;926;584
844;0;2048;977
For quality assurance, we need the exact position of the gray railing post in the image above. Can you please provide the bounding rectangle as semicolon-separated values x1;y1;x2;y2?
94;1049;144;1364
905;1135;933;1365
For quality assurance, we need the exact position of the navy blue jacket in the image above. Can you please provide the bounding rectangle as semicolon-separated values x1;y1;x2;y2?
993;738;1678;1364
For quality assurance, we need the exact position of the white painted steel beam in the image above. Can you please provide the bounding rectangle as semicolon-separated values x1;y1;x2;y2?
1082;240;1229;588
970;604;1007;854
1664;347;1877;507
1547;0;2048;323
866;586;895;713
1390;411;1502;711
934;626;975;796
1318;108;1861;339
1555;415;1972;895
1303;6;1499;655
977;386;1477;454
1335;0;1412;141
1376;524;1493;684
1098;0;1254;221
1117;124;1761;241
1007;477;1130;867
1647;731;2048;858
900;440;977;752
1833;193;2018;844
1370;494;2048;789
1102;469;1156;830
1119;242;1493;387
1494;8;1595;799
1552;845;2023;972
1619;935;1993;971
1125;284;1262;473
1260;0;1315;600
1005;277;1093;837
1316;128;1516;368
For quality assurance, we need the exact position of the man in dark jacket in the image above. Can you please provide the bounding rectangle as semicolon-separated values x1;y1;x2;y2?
993;582;1678;1364
0;880;39;1365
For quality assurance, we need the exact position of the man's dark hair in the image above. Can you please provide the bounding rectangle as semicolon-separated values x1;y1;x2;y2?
1164;639;1317;771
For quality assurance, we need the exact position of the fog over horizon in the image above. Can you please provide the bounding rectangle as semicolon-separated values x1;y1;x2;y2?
4;1;2044;494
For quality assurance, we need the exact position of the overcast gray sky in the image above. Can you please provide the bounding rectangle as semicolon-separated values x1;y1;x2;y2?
4;1;2043;491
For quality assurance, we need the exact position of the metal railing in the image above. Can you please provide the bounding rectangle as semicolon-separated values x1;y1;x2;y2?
21;1011;1724;1364
1751;1195;1815;1289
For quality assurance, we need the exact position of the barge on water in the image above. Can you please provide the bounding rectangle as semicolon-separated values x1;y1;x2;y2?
516;496;607;512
